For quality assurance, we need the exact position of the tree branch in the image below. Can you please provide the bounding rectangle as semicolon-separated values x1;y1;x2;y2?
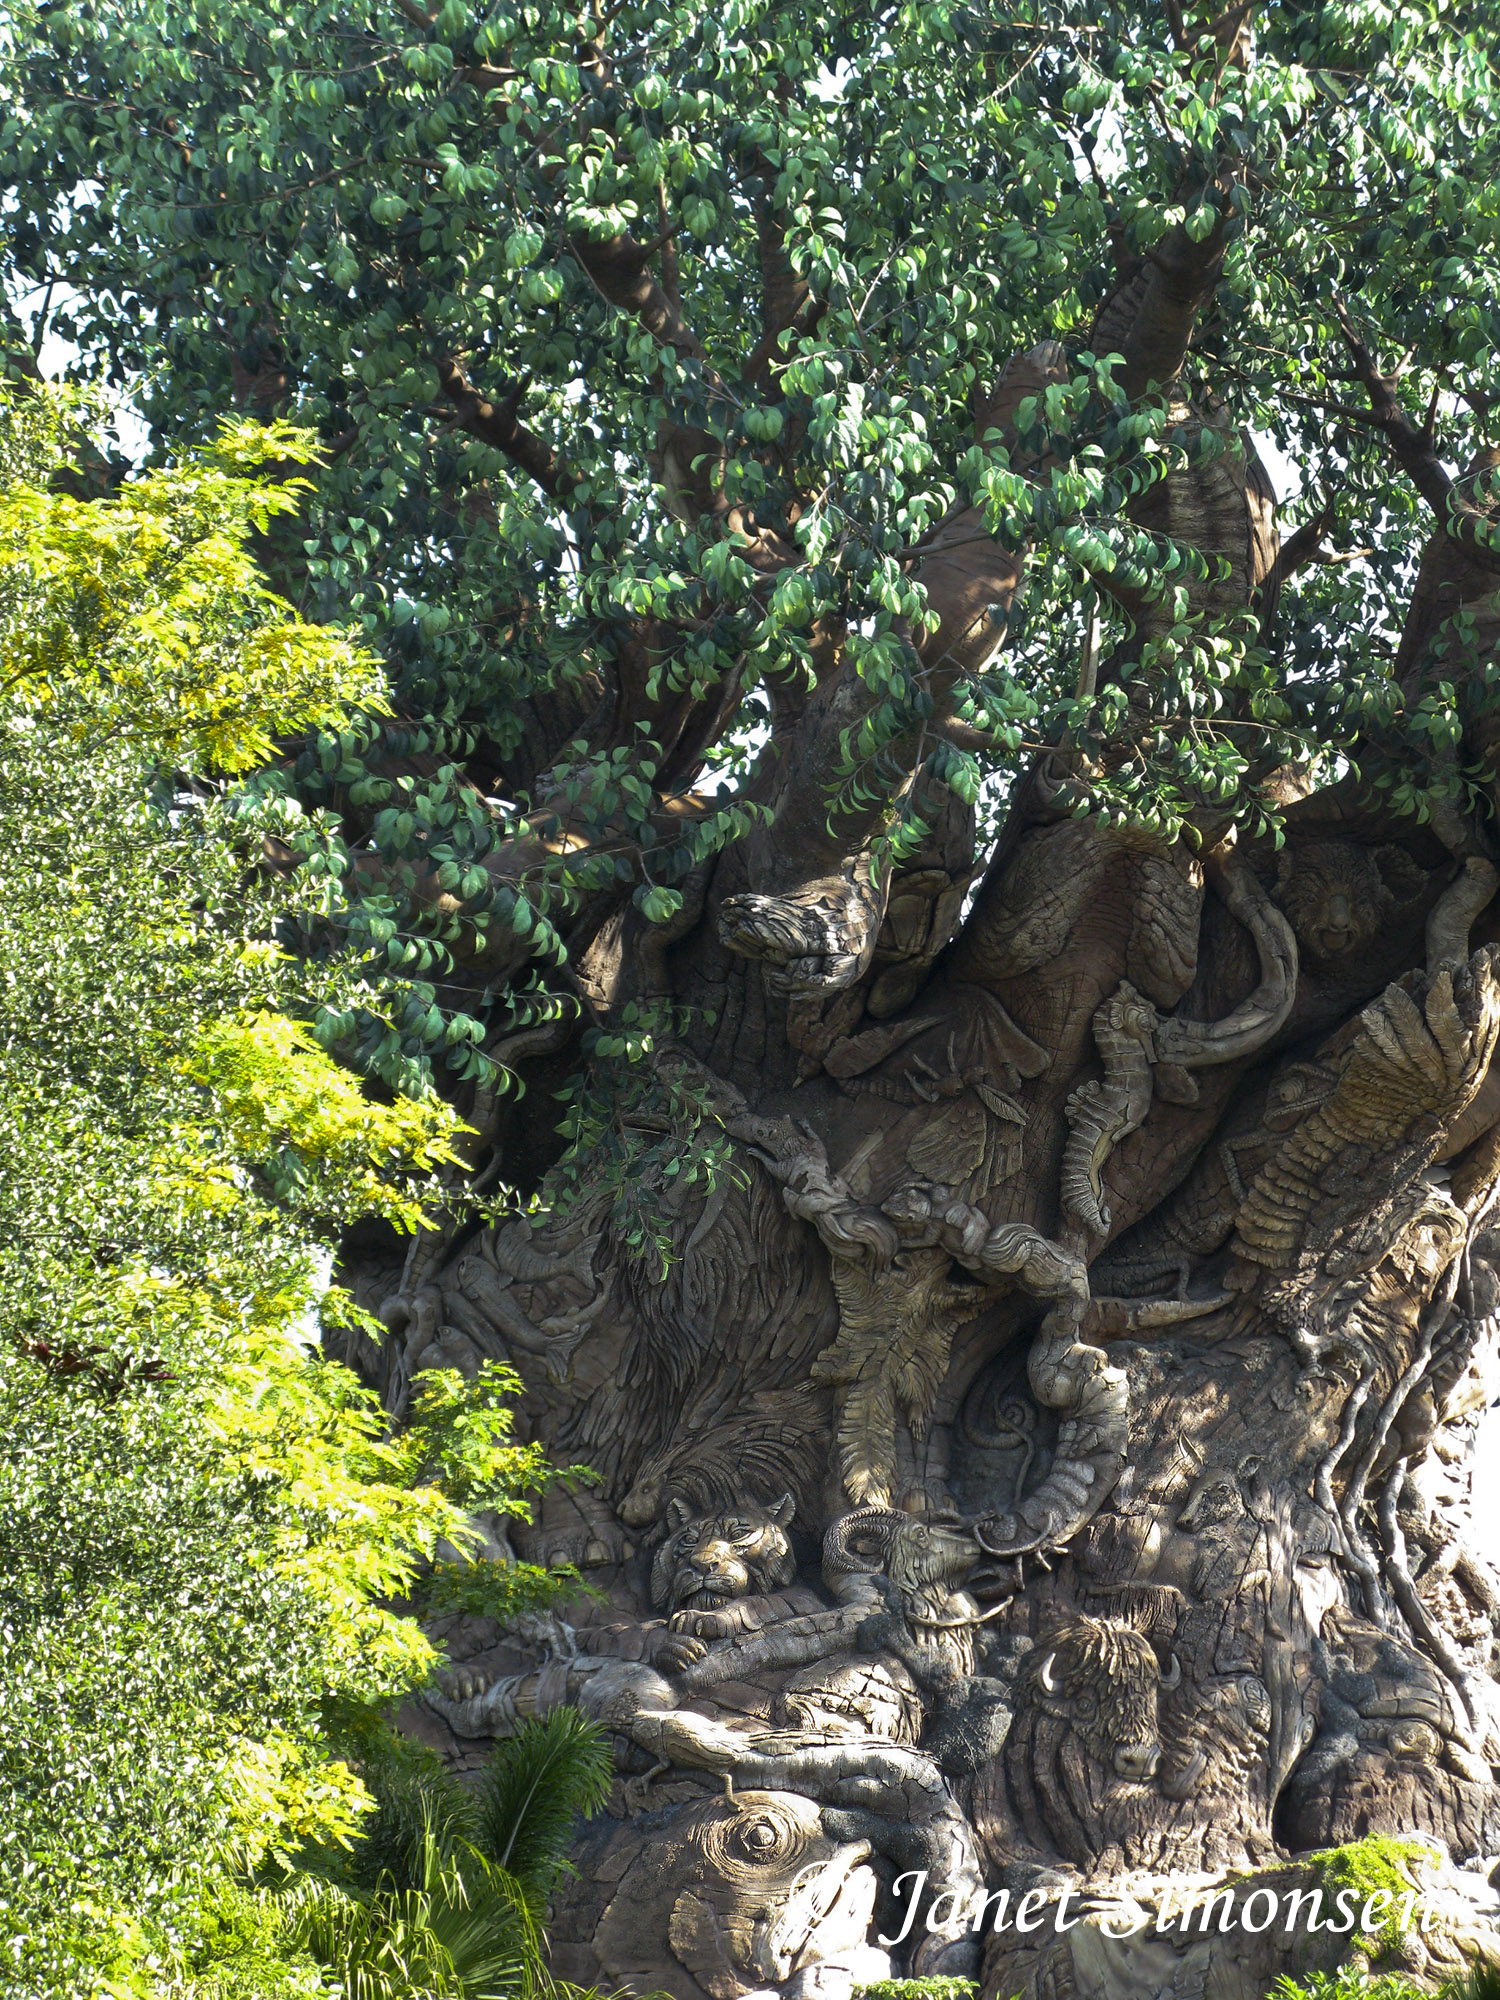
1256;494;1336;627
1331;297;1500;569
571;230;705;362
1089;207;1233;402
435;359;576;501
743;192;811;389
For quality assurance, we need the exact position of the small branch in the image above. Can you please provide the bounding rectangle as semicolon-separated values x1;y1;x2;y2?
1331;296;1500;568
655;183;682;313
435;359;576;501
1257;495;1337;628
744;191;811;388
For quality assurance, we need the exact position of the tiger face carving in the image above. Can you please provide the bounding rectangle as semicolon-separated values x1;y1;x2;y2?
649;1494;797;1617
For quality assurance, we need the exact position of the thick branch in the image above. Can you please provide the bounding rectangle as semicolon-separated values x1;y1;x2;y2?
571;231;705;362
1090;211;1232;403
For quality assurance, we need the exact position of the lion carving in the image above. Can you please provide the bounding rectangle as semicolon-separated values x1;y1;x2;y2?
649;1493;799;1631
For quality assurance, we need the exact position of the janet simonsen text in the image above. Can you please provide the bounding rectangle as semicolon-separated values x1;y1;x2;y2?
872;1870;1441;1945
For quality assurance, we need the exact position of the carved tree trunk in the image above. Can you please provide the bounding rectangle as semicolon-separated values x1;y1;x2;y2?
331;95;1500;2000
361;502;1500;1995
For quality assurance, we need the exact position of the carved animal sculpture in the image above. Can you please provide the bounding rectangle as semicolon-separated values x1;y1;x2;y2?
1280;1609;1500;1858
823;1505;988;1677
771;1651;926;1743
547;1789;888;1999
1124;1668;1287;1873
1271;840;1426;966
993;1614;1179;1870
650;1494;799;1623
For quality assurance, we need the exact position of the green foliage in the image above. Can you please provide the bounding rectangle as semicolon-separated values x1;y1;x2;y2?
9;0;1499;1112
551;1005;743;1274
1271;1973;1426;2000
0;392;582;1996
268;1717;614;1998
405;1358;584;1512
1308;1837;1442;1951
472;1711;615;1905
853;1983;980;2000
1272;1959;1500;1999
1439;1969;1500;2000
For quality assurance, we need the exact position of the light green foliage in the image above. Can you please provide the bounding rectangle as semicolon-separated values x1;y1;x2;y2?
0;412;371;772
7;0;1498;1107
853;1982;980;2000
0;394;580;1996
182;1012;465;1231
1273;1952;1500;1998
1272;1974;1426;2000
1309;1837;1443;1951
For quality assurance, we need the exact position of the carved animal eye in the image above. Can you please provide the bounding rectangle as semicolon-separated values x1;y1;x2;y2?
702;1799;809;1876
728;1810;797;1864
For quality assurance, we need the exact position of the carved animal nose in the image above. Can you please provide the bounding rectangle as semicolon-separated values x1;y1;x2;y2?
1114;1740;1160;1780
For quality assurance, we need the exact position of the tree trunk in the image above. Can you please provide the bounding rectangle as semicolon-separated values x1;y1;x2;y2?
355;693;1500;1993
321;90;1500;1999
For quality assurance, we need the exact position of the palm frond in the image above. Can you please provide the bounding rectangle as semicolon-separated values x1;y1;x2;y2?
271;1799;547;2000
415;1859;538;2000
253;1720;603;1998
1439;1969;1500;2000
272;1873;463;2000
350;1759;478;1895
473;1710;614;1900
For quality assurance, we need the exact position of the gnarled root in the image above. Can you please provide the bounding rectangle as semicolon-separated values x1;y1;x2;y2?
909;1199;1131;1558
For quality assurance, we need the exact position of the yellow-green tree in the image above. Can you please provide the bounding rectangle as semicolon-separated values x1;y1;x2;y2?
0;393;582;1998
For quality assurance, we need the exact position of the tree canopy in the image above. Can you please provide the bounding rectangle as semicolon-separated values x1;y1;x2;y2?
7;0;1498;1136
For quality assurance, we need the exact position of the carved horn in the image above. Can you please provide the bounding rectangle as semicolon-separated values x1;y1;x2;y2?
821;1506;907;1580
1037;1650;1059;1694
1160;1651;1182;1691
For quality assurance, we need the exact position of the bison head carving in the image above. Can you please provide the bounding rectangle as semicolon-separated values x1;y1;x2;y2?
998;1613;1177;1867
